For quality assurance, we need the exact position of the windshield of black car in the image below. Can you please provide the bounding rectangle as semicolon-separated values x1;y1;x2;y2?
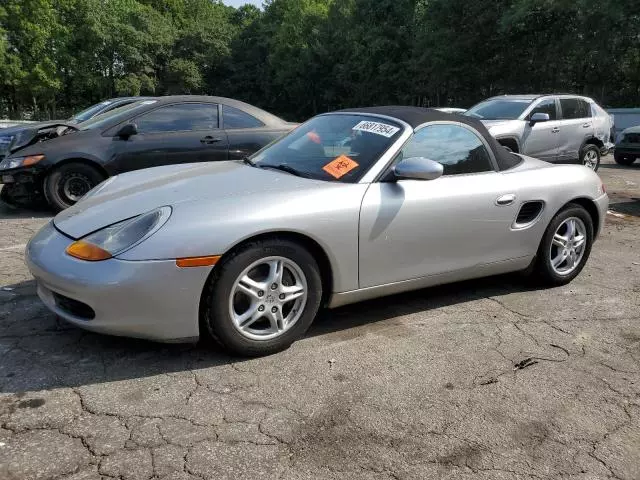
465;99;533;120
250;115;402;183
72;101;112;122
79;100;158;131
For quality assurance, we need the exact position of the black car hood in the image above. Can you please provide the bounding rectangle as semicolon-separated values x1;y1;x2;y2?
7;122;78;154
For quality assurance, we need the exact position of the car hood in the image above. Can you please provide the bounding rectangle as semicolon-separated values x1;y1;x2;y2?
5;121;78;154
54;161;340;239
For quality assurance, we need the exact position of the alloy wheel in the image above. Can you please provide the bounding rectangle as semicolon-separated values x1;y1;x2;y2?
583;150;598;170
549;217;587;275
228;256;308;341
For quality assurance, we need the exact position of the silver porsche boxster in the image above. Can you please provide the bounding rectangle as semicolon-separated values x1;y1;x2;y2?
26;107;608;356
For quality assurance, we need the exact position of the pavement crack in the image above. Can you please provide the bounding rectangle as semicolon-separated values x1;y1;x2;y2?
487;296;532;319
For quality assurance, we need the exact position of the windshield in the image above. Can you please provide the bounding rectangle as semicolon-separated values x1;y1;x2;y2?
250;114;403;183
465;98;533;120
79;100;157;131
71;101;112;123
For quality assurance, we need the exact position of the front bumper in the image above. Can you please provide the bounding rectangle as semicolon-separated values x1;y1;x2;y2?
26;222;212;342
613;146;640;156
0;165;43;184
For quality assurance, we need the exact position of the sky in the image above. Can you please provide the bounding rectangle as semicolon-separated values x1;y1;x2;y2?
222;0;262;7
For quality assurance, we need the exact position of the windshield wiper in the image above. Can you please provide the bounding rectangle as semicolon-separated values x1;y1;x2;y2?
259;163;309;178
242;156;256;167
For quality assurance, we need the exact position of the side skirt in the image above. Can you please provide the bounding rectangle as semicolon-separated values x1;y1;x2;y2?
327;256;533;308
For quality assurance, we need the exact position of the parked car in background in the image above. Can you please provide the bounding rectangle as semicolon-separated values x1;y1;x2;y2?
465;94;614;171
0;96;296;211
613;126;640;166
607;108;640;140
0;97;145;161
25;106;607;356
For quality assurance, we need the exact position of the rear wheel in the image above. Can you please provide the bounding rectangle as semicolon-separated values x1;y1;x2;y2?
533;204;594;286
613;152;636;166
44;162;104;211
580;144;600;171
202;238;322;356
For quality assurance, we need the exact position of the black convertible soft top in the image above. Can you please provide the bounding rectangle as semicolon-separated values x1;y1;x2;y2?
336;105;522;171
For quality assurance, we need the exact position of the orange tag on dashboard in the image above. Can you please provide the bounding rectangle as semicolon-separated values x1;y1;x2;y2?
323;155;359;179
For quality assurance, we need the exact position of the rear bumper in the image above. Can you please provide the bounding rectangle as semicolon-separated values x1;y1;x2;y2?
594;193;609;238
26;222;212;342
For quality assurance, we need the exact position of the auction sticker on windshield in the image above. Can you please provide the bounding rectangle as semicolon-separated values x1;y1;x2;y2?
353;120;400;138
323;155;359;179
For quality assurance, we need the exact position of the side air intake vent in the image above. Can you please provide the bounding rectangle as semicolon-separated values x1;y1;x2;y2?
514;201;544;228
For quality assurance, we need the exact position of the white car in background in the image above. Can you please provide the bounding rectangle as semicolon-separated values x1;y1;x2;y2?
435;107;467;114
465;94;614;171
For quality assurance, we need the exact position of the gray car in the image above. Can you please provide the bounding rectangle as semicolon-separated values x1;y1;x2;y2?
465;94;614;171
25;107;608;356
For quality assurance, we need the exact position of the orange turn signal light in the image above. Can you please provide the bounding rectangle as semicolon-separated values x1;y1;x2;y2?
66;241;112;261
176;255;220;268
23;155;45;166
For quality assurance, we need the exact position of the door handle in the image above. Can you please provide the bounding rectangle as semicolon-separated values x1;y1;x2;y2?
551;127;560;133
496;194;516;206
200;136;222;144
582;123;592;128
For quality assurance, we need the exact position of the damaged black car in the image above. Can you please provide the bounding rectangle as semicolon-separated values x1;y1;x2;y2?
0;97;144;161
0;96;296;211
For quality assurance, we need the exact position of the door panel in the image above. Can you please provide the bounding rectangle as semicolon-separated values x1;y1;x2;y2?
107;133;169;174
358;174;520;288
522;121;561;160
521;98;560;161
162;130;229;164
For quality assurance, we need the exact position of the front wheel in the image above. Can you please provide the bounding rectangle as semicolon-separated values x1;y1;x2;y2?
202;238;323;356
44;162;104;211
580;144;600;171
532;204;594;286
614;152;636;166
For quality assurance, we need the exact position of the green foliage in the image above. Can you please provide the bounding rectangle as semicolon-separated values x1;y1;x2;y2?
1;0;638;120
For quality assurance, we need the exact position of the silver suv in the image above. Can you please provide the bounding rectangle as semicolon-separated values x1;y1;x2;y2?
465;94;614;171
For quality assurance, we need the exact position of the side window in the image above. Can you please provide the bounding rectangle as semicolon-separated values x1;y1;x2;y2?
579;100;592;118
528;99;557;120
135;103;218;133
103;101;132;114
401;124;493;175
560;98;589;120
223;105;264;129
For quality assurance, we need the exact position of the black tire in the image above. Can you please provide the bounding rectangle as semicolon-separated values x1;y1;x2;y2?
580;144;600;171
201;238;323;356
613;152;636;166
43;162;105;211
533;203;594;286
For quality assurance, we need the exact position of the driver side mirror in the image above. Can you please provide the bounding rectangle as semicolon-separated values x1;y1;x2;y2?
393;157;444;181
529;112;550;125
115;123;138;139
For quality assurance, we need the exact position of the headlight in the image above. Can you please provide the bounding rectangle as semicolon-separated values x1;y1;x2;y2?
0;154;45;170
65;206;172;261
0;135;14;157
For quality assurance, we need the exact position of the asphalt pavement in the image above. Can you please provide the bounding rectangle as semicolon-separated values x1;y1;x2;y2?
0;155;638;480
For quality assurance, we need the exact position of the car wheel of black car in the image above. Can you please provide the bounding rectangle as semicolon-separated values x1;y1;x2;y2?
533;203;594;286
202;237;323;356
613;152;636;166
44;162;104;211
580;144;600;171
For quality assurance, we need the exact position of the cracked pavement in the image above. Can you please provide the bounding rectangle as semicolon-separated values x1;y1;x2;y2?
0;155;639;480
